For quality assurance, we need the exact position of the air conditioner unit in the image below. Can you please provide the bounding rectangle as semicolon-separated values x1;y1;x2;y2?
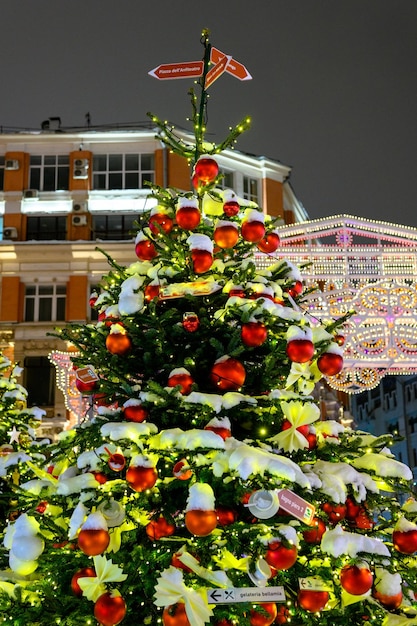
74;158;89;169
73;201;88;213
3;227;18;240
5;159;19;171
73;167;89;180
72;214;88;226
23;189;39;200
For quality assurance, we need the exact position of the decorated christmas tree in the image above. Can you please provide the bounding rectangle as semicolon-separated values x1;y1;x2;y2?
0;352;44;528
1;31;417;626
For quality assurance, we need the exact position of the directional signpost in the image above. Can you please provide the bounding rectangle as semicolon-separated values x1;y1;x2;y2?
211;46;252;81
148;60;204;80
206;586;286;604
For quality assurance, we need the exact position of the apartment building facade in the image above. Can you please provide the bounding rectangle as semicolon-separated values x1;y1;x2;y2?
0;121;308;436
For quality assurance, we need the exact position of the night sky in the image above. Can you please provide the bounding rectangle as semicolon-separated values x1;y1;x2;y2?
2;1;416;226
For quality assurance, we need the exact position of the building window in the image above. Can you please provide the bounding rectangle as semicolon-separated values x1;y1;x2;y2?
29;155;70;191
92;154;154;190
26;215;67;240
92;214;137;240
24;284;66;322
243;176;259;203
218;170;234;189
24;356;55;407
0;156;4;190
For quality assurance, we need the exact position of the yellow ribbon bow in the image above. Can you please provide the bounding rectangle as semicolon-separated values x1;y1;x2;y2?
78;555;127;602
154;566;213;626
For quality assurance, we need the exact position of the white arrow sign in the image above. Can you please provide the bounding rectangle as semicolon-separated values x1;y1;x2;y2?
206;586;285;604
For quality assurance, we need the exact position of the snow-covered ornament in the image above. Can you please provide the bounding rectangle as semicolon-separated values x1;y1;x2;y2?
149;206;174;235
185;483;217;536
286;326;315;363
187;233;213;274
144;282;161;302
182;312;200;333
106;324;132;356
193;155;219;183
265;539;297;572
122;399;149;423
209;355;246;392
340;561;373;595
317;343;344;376
176;197;201;230
213;220;239;248
204;416;231;440
241;209;266;243
392;516;417;554
106;449;126;472
126;454;158;492
77;511;110;556
168;368;194;395
135;231;158;261
172;459;193;480
372;568;403;609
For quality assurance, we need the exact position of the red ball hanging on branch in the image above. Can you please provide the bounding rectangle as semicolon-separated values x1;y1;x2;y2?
77;512;110;556
168;368;194;395
162;602;190;626
172;458;193;480
193;155;219;184
204;416;232;440
185;483;217;537
297;589;329;612
264;540;298;571
392;518;417;554
317;344;344;376
146;516;176;541
89;291;98;308
149;207;174;235
188;234;213;274
216;505;237;526
209;355;246;391
122;399;149;423
340;562;373;595
94;590;126;626
241;321;268;347
145;282;161;302
287;280;304;298
182;311;200;332
176;197;201;230
249;602;277;626
257;231;280;254
321;501;347;524
126;454;158;492
241;209;266;243
71;566;96;596
286;327;315;363
135;232;158;260
222;189;241;217
106;324;132;356
213;220;239;248
302;517;327;544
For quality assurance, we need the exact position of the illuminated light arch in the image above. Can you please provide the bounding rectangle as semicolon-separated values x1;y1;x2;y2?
271;214;417;393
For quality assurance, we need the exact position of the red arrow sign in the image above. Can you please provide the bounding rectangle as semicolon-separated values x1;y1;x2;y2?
211;47;252;81
148;60;204;80
205;54;231;89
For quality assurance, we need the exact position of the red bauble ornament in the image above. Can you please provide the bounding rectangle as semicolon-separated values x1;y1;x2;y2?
36;500;48;514
306;432;317;449
146;516;176;540
94;591;126;626
372;588;403;610
75;377;99;394
229;287;245;298
182;312;200;332
185;509;217;536
257;233;280;253
149;212;173;235
77;528;110;556
89;292;98;307
123;404;148;423
265;541;297;571
172;459;193;480
281;419;309;437
393;529;417;554
106;332;132;356
302;518;326;544
223;200;240;217
92;471;108;484
322;502;347;524
216;506;237;526
135;238;158;260
126;465;157;491
345;496;361;520
191;249;213;274
334;334;345;346
340;564;373;595
286;339;315;363
317;352;344;376
274;605;290;624
249;602;277;626
213;223;239;248
241;322;268;347
354;507;374;530
205;425;231;441
168;371;194;395
194;157;219;183
107;452;125;472
71;566;96;596
162;602;190;626
145;284;160;301
298;589;329;612
176;206;201;230
287;280;303;297
209;357;246;391
241;220;266;243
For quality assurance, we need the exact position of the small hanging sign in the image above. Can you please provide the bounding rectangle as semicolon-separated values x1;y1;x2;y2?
206;585;285;604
